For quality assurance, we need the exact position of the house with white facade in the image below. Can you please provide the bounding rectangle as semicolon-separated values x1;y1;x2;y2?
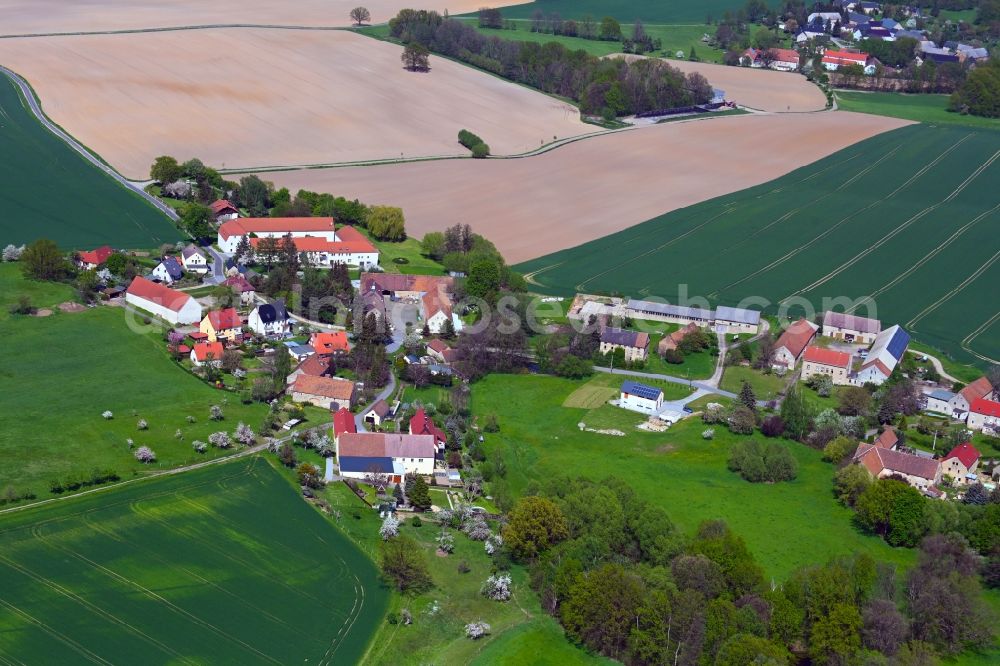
853;441;941;491
181;245;209;273
190;341;224;367
359;273;463;335
850;325;909;386
619;380;663;414
822;311;881;344
968;398;1000;435
801;346;853;385
625;299;759;334
941;442;981;485
218;217;379;269
773;319;819;370
151;256;184;284
125;276;202;325
247;300;291;337
336;432;437;484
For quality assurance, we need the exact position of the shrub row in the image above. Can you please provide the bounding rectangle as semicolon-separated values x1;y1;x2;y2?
458;130;490;159
49;468;120;494
0;488;37;506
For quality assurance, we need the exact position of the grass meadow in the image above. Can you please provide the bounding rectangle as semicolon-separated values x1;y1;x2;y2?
467;0;749;24
0;74;179;249
835;90;1000;129
473;373;916;580
0;456;387;663
0;265;273;500
519;123;1000;367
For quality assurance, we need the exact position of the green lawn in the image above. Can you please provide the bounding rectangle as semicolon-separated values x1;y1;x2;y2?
834;91;1000;129
0;74;180;249
472;374;915;580
518;124;1000;369
373;236;447;275
0;456;387;663
581;371;695;401
465;0;749;24
643;340;717;379
720;365;786;400
0;266;270;500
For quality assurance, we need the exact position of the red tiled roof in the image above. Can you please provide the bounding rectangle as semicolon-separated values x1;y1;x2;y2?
427;339;450;353
422;288;453;319
861;358;893;378
823;50;869;66
311;331;349;354
249;234;376;255
960;377;993;404
776;318;818;360
296;354;330;378
210;199;238;215
772;48;800;63
944;442;980;468
360;273;453;294
78;245;113;266
126;276;194;312
219;217;336;239
971;397;1000;418
410;408;447;443
206;308;241;331
874;429;898;449
804;345;851;369
332;407;356;436
855;444;939;481
339;432;436;458
192;341;224;361
223;274;255;293
292;375;355;401
189;331;208;340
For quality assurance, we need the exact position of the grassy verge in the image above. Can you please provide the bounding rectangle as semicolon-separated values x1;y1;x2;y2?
719;365;786;400
834;90;1000;129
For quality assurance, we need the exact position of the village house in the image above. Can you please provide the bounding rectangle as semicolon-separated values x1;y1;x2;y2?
410;408;447;450
363;400;392;427
360;273;463;335
190;341;224;367
740;47;801;71
286;343;315;362
713;306;761;334
821;311;882;344
210;199;239;222
336;432;437;483
625;299;759;334
248;227;379;269
658;322;699;355
223;274;256;305
873;428;899;450
76;245;113;271
181;245;209;273
600;328;649;363
426;339;453;363
953;377;995;415
285;354;331;387
941;442;981;485
290;374;356;411
850;325;909;386
218;217;379;269
125;276;202;325
923;388;961;418
200;308;242;344
801;345;853;385
332;406;356;445
772;318;819;370
853;441;941;490
967;398;1000;435
619;380;663;414
310;331;349;355
247;300;291;337
151;256;184;284
822;50;876;74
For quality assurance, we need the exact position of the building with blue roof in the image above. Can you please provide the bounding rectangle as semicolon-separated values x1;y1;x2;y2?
850;324;910;386
620;380;664;414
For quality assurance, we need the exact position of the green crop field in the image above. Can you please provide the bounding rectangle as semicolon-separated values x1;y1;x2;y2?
0;73;179;249
519;123;1000;367
473;373;915;580
835;91;1000;129
465;0;747;24
0;456;386;663
0;264;274;500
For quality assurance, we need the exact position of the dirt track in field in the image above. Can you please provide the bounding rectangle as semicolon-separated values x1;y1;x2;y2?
260;112;912;264
0;0;517;34
0;29;592;179
612;54;828;113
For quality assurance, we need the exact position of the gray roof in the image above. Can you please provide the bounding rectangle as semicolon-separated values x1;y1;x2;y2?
181;245;203;259
823;310;881;334
715;306;760;325
927;389;955;401
621;380;662;401
626;299;714;321
601;327;647;348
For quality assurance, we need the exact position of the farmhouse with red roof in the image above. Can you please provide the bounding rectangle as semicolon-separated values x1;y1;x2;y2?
968;397;1000;435
290;375;356;411
310;331;350;355
217;217;378;269
332;406;357;443
190;341;224;367
223;274;256;305
942;442;981;484
853;442;941;491
200;308;243;343
801;345;853;385
125;276;202;325
822;50;875;74
409;408;447;450
210;199;239;222
76;245;113;270
773;318;819;370
953;377;995;415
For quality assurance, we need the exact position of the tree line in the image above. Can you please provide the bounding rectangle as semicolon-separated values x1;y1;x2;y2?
388;10;713;119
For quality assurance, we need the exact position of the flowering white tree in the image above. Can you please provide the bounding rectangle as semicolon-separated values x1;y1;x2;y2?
3;244;25;261
233;422;255;445
192;441;208;453
436;528;455;553
702;428;715;440
102;410;113;420
484;532;503;556
209;405;224;421
209;431;232;449
134;446;156;463
175;429;183;440
481;573;512;601
186;415;196;423
126;438;134;449
380;514;399;541
464;517;491;541
465;622;491;639
136;419;148;430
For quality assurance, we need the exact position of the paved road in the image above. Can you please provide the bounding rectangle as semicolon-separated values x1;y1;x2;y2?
1;65;180;222
204;246;228;284
908;350;960;385
354;373;398;433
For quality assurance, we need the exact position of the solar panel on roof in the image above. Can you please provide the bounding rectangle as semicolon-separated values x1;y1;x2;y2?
621;381;662;401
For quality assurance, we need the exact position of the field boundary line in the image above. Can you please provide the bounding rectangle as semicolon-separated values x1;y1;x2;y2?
789;144;998;298
906;248;1000;328
963;310;1000;347
848;202;1000;311
0;23;353;39
0;597;110;665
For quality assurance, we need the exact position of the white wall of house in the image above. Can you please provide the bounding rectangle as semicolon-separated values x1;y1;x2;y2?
822;325;878;344
942;457;977;484
247;310;291;337
619;391;663;414
851;365;890;386
125;293;201;325
394;456;434;476
802;361;851;385
773;346;798;368
151;262;178;284
183;253;208;272
876;467;940;490
291;392;351;411
426;310;449;334
967;410;999;433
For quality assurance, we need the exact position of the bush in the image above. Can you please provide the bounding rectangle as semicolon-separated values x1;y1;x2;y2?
728;440;797;483
663;349;684;364
465;621;491;639
823;436;857;464
702;428;715;440
458;129;484;149
760;415;784;437
470;142;490;158
192;441;208;453
411;516;422;527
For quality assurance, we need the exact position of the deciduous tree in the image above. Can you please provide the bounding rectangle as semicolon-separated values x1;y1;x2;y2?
349;6;371;25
